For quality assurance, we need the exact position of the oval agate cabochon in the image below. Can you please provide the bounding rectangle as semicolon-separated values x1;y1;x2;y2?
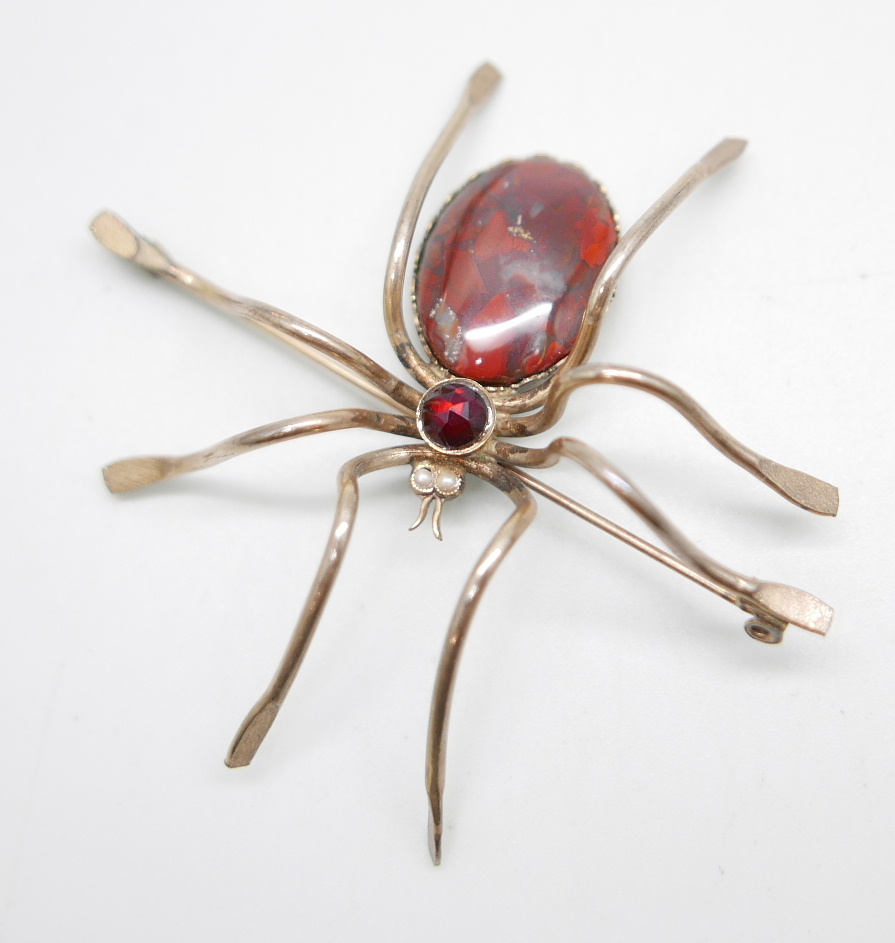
415;157;618;387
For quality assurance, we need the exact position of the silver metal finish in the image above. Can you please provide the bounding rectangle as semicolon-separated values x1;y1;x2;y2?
495;364;838;516
226;446;422;769
561;140;748;377
95;64;838;865
425;457;536;864
383;63;502;391
498;438;833;635
494;139;749;415
91;212;420;416
103;409;419;493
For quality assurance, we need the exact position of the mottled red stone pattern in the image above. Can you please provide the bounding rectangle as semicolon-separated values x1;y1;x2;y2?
415;158;618;386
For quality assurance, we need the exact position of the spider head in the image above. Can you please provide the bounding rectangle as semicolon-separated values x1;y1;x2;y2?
415;379;496;455
409;461;465;541
411;378;493;540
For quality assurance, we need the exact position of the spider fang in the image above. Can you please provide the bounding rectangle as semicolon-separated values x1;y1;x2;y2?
409;462;465;540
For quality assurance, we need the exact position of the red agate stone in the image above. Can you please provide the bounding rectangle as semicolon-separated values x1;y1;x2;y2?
415;158;618;386
418;380;493;452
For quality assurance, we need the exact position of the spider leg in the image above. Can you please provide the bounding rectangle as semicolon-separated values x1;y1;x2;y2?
409;494;436;533
495;365;838;516
90;212;420;415
226;444;425;769
425;458;536;864
501;437;833;638
383;63;501;390
497;138;747;417
563;138;747;376
102;409;419;493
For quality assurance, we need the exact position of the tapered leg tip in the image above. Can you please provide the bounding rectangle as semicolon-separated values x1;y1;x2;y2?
751;582;833;636
226;702;279;768
90;210;171;273
759;459;839;516
90;211;140;260
703;138;748;172
467;63;502;106
103;457;174;493
428;806;443;865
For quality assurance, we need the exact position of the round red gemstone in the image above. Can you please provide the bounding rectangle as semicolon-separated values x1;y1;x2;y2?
415;157;618;386
418;381;493;453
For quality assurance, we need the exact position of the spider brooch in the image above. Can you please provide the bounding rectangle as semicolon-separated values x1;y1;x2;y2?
93;63;838;864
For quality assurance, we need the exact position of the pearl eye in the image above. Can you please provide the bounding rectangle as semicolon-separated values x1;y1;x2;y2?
435;468;462;496
411;465;435;494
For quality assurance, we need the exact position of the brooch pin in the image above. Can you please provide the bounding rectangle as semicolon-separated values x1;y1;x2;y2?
92;63;837;864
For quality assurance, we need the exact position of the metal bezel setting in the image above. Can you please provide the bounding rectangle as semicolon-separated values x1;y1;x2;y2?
415;377;497;455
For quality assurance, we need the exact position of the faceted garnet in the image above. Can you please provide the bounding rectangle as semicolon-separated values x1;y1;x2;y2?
415;158;618;387
418;381;493;453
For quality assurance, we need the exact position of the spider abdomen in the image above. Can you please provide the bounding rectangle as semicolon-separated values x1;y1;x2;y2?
415;157;618;387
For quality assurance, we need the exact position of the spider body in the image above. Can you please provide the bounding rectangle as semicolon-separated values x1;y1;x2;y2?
93;63;837;863
415;156;618;386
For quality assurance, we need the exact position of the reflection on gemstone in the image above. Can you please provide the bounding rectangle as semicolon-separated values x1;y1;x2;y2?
416;157;618;386
417;380;494;453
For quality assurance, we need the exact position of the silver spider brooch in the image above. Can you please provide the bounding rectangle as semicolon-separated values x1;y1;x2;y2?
93;63;838;864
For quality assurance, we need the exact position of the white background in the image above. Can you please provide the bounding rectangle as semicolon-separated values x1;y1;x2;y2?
2;1;893;941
